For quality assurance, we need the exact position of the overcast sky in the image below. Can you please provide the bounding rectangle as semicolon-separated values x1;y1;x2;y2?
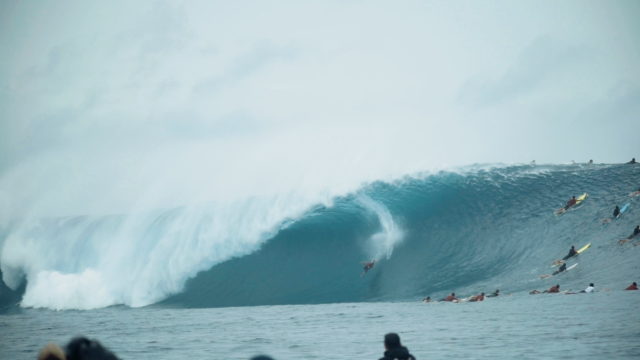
0;0;639;217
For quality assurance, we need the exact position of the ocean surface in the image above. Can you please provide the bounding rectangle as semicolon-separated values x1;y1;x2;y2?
1;290;639;359
1;163;640;358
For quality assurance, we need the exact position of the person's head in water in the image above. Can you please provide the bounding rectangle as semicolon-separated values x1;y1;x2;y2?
495;289;499;294
589;283;594;287
634;282;637;286
616;206;620;209
572;196;576;199
384;333;401;350
481;292;485;296
556;284;560;288
451;293;455;296
571;246;575;250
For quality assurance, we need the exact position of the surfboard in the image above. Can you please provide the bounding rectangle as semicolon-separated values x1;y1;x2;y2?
551;243;589;267
619;203;630;215
577;243;590;254
565;263;578;272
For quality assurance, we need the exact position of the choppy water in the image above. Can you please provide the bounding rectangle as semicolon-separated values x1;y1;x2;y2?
2;289;639;360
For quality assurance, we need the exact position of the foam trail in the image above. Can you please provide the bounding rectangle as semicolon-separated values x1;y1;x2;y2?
357;194;404;261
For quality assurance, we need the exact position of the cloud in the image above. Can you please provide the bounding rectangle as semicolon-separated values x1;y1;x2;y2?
193;40;299;94
457;36;594;107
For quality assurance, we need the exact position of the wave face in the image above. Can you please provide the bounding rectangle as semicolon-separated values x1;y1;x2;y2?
2;164;640;310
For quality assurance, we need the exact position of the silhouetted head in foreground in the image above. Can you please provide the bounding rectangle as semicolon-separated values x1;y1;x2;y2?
38;343;66;360
65;337;120;360
384;333;401;350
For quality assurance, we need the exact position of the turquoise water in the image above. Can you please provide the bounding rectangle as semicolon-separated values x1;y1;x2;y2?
1;289;638;359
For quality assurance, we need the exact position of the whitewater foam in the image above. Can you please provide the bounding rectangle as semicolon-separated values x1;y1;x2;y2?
1;192;340;309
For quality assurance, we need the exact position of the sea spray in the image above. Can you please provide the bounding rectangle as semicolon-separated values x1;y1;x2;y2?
356;194;404;261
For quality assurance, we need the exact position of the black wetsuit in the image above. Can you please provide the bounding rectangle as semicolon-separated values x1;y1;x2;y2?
631;227;640;239
486;292;500;298
552;264;567;276
379;346;416;360
628;159;637;164
613;207;620;217
562;248;577;261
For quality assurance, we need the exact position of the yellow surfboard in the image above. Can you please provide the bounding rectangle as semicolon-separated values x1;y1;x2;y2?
577;243;590;254
575;193;588;205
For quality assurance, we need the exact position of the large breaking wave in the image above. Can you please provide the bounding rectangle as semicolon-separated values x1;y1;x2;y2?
1;163;639;310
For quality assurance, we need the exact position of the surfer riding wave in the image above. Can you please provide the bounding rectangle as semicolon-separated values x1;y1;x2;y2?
361;260;376;277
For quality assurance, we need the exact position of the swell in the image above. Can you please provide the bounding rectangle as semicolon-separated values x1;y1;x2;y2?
2;164;639;310
161;164;640;307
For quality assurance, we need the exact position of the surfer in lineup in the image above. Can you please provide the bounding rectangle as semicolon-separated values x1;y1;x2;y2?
470;292;485;302
486;289;500;297
541;263;567;278
627;158;637;164
443;293;459;302
565;196;577;209
544;284;560;293
625;282;638;290
422;296;432;303
554;263;568;275
613;205;620;218
530;285;560;294
564;283;595;295
619;226;640;245
360;260;375;277
630;188;640;197
562;246;578;261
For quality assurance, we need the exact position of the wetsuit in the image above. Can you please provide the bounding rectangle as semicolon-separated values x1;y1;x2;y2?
625;283;638;290
379;346;416;360
552;264;567;276
613;207;620;217
486;291;500;298
628;159;637;164
562;248;578;261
